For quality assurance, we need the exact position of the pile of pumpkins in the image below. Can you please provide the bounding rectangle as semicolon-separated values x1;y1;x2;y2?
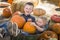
2;7;36;34
49;14;60;40
49;14;60;34
1;2;60;40
38;14;60;40
1;7;59;40
3;8;59;40
10;15;36;34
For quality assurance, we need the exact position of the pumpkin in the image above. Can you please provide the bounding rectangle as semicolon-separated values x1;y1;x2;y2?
51;14;60;23
7;0;13;4
38;31;58;40
23;22;36;34
11;15;26;29
2;7;12;18
33;8;46;16
51;23;60;34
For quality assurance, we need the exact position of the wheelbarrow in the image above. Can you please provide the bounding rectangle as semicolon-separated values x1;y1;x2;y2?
11;30;41;40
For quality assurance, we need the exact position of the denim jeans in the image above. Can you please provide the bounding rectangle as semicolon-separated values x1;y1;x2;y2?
0;22;9;35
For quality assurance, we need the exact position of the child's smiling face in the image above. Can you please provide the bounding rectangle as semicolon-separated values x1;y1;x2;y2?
36;18;46;27
24;4;34;15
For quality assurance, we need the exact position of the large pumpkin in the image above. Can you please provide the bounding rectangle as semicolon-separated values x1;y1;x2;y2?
51;23;60;34
33;8;46;16
11;15;26;29
51;14;60;23
38;31;58;40
23;22;36;34
2;7;12;18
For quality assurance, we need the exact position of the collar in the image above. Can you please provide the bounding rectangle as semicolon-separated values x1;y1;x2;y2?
22;14;30;17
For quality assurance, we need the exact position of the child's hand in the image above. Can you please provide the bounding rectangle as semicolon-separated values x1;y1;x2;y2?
27;18;32;22
31;22;37;27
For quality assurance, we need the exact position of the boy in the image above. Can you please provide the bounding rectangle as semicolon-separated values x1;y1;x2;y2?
0;2;35;37
21;2;35;22
21;16;48;35
32;16;48;34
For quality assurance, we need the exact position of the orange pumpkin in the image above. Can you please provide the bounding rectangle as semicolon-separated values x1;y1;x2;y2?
33;8;46;16
2;7;12;18
51;23;60;34
23;22;36;34
11;15;26;29
8;0;13;4
38;31;58;40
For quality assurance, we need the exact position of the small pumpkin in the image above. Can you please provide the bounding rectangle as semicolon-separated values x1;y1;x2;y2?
33;8;46;16
51;23;60;34
38;31;58;40
7;0;13;4
51;14;60;23
11;15;26;29
23;22;36;34
2;7;12;18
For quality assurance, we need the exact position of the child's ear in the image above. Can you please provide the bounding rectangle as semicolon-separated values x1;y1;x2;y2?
32;8;34;11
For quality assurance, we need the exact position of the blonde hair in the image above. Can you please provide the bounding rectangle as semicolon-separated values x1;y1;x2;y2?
36;16;48;23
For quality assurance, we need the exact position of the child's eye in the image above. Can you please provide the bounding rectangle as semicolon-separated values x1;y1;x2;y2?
29;7;32;9
26;8;28;9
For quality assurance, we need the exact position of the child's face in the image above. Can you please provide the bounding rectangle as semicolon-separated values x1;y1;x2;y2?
24;4;34;15
36;18;46;27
